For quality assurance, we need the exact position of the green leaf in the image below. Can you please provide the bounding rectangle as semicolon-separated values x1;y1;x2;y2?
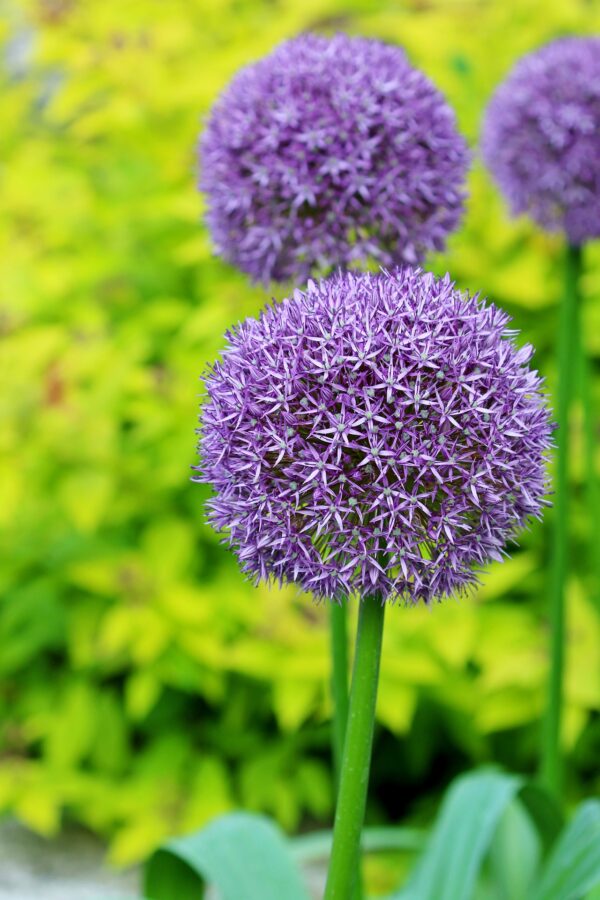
143;812;310;900
532;800;600;900
518;782;564;855
390;770;524;900
488;798;542;900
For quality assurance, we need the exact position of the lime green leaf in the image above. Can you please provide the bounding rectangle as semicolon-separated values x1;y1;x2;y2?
60;469;113;532
111;817;171;868
46;680;97;768
144;812;310;900
295;759;332;819
533;800;600;900
14;784;61;836
273;678;318;731
125;671;162;721
179;756;234;832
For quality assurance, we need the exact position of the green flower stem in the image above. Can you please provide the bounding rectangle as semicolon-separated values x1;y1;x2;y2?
575;315;600;613
329;600;350;791
329;600;362;900
324;596;385;900
542;242;582;796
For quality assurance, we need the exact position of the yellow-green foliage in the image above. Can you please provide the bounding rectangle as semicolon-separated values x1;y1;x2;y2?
1;0;599;866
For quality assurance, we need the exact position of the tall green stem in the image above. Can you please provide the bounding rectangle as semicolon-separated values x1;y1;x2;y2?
329;600;350;791
542;242;582;796
329;600;362;900
324;596;385;900
575;315;600;613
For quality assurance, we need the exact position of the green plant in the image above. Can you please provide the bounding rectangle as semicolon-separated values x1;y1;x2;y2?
138;770;600;899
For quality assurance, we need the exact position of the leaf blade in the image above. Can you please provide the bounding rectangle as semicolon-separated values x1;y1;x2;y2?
144;811;310;900
533;800;600;900
488;798;542;900
389;769;524;900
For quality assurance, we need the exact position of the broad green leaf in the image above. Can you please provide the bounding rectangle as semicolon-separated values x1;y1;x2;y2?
144;812;310;900
533;800;600;900
389;770;524;900
488;799;542;900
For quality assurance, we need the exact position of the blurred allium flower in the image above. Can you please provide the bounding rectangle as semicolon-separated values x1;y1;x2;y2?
200;34;469;283
195;269;552;604
482;37;600;244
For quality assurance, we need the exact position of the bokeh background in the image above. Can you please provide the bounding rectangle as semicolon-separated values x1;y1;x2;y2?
1;0;599;877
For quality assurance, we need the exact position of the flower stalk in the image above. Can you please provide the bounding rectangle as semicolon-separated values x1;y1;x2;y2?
324;596;385;900
542;242;582;796
329;600;350;791
575;305;600;613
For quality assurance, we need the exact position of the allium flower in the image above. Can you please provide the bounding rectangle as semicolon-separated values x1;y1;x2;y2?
196;269;552;604
482;37;600;244
200;34;469;283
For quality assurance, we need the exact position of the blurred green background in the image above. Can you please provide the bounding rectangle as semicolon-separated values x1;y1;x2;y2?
1;0;599;872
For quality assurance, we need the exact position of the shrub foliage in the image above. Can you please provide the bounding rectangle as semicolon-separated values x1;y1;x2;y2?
0;0;599;864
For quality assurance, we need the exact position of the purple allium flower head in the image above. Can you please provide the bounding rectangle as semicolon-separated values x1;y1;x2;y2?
200;34;469;283
482;37;600;244
195;269;552;605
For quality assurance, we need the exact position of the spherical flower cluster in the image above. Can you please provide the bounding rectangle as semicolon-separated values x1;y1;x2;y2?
200;34;469;283
195;269;552;605
482;37;600;244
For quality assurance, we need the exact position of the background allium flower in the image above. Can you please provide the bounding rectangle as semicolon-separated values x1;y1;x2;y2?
482;37;600;244
200;34;469;283
196;269;552;604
